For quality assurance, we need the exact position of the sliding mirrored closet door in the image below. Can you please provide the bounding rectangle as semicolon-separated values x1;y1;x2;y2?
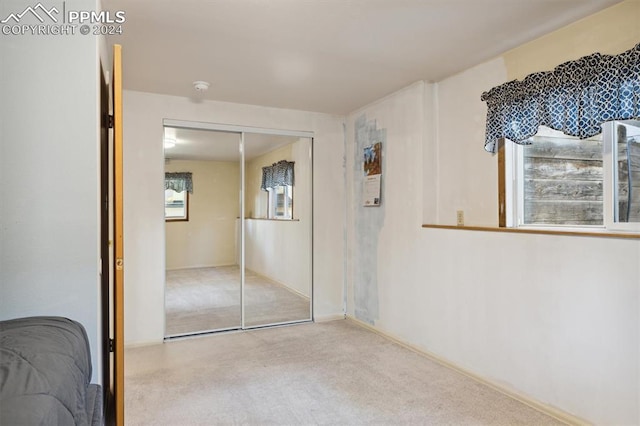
163;127;242;336
163;121;312;337
243;134;313;327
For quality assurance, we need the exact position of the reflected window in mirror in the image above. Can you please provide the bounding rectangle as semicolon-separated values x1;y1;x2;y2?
268;185;292;219
165;172;192;222
165;189;189;221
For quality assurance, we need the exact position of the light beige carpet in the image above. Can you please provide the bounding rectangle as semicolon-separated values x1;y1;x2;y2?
126;320;564;425
165;266;311;336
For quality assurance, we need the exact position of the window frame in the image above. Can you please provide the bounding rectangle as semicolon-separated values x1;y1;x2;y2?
267;184;293;220
501;121;640;233
603;122;640;232
164;189;189;222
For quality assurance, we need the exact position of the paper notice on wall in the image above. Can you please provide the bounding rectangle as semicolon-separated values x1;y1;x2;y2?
363;142;382;207
364;174;381;206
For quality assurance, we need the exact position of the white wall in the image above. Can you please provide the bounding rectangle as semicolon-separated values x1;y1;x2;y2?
165;159;240;270
123;91;345;345
0;0;102;383
245;138;313;297
346;3;640;423
433;57;506;226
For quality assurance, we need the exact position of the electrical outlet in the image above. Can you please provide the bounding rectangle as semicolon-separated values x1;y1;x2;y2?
456;210;464;226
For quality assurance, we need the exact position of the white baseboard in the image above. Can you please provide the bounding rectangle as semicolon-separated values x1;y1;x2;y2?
346;315;589;426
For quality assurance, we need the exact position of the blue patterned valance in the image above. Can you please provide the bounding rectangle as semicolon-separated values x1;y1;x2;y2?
165;172;193;193
481;43;640;153
261;160;294;190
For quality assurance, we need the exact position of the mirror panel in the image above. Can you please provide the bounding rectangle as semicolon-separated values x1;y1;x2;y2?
243;134;312;327
163;127;242;336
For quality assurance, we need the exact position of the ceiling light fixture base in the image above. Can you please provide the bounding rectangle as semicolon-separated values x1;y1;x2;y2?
193;81;210;92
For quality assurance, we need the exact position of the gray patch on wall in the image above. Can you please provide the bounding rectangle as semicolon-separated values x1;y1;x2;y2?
353;114;385;325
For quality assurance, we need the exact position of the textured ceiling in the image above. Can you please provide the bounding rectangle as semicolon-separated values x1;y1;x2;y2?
103;0;620;115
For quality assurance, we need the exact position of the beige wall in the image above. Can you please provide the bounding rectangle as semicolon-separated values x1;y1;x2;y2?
245;144;293;219
503;0;640;80
165;159;240;270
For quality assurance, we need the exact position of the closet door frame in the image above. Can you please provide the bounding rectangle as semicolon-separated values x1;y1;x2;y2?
162;119;314;329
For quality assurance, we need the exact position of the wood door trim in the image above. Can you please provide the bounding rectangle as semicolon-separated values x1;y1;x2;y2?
112;44;125;426
497;138;506;228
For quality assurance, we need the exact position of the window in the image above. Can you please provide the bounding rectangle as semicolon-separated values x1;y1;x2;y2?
480;44;639;233
165;189;188;221
268;185;293;219
505;120;640;231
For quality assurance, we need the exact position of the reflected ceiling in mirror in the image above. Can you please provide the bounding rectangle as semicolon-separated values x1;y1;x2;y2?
163;127;299;162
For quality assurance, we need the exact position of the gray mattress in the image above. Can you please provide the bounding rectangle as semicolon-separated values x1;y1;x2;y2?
0;316;103;425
